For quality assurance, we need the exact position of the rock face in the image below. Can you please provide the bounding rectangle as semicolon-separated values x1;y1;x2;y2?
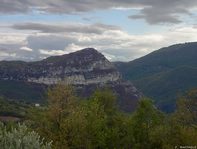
0;48;120;85
0;48;141;112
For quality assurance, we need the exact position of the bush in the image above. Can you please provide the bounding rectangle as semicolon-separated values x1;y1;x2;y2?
0;123;52;149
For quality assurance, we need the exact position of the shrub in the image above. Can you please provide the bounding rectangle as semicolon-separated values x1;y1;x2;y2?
0;122;52;149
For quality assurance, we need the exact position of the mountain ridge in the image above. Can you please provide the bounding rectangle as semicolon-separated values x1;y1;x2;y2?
0;48;141;112
115;42;197;112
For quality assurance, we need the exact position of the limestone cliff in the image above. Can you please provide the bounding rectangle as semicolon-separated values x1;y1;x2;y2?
0;48;120;85
0;48;141;112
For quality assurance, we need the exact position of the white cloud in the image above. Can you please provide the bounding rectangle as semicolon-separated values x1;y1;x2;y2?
39;49;67;55
0;33;27;45
20;46;33;52
1;24;197;62
64;43;87;53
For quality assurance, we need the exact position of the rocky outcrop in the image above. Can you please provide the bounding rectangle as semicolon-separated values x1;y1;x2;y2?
0;48;120;85
0;48;141;112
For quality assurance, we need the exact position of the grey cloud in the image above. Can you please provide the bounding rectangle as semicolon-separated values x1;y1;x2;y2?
82;16;99;22
129;12;182;25
1;0;197;24
27;35;76;51
0;0;30;14
128;0;195;24
12;22;120;34
0;44;38;61
0;33;92;61
129;3;189;24
0;43;22;51
0;39;64;61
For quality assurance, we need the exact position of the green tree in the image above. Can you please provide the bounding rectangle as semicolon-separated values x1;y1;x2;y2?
167;89;197;147
86;89;134;149
131;99;164;149
63;88;117;149
151;89;197;148
174;89;197;126
61;88;131;149
28;84;77;149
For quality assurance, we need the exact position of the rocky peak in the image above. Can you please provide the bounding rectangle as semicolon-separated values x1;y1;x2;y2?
0;48;142;112
0;48;121;85
44;48;105;65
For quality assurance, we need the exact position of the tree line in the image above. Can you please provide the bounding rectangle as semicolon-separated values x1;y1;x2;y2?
0;84;197;149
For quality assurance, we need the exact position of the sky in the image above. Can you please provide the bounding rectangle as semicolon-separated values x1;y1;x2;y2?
0;0;197;62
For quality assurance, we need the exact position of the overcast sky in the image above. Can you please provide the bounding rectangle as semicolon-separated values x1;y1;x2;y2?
0;0;197;61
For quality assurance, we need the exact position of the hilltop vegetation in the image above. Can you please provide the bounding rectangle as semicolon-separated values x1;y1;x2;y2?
115;42;197;112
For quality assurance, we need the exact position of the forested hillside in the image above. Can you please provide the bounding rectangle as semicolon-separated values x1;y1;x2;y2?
115;42;197;112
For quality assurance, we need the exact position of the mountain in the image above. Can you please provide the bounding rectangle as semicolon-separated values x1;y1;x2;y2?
0;48;120;85
0;48;141;112
115;42;197;112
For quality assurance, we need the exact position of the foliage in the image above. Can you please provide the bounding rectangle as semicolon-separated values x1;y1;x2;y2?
131;99;164;149
0;122;52;149
28;84;76;149
0;80;46;103
0;97;29;118
26;85;197;149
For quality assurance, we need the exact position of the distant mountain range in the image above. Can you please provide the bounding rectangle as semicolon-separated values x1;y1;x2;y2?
0;48;141;112
115;42;197;112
